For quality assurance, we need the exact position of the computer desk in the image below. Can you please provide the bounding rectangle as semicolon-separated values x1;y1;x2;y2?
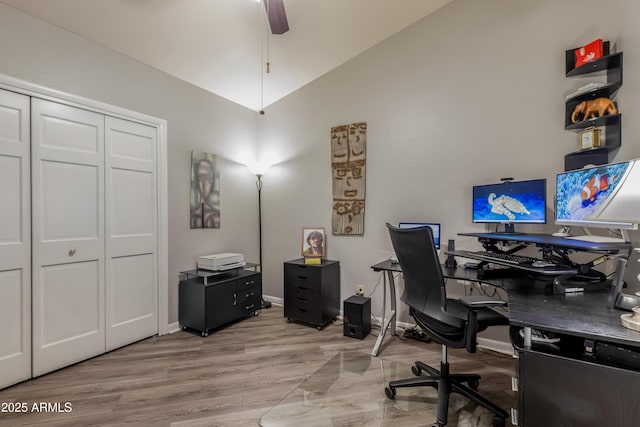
371;236;640;426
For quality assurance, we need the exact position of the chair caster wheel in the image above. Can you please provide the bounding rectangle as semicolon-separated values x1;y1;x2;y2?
468;379;479;390
412;365;422;376
492;416;505;427
384;387;396;399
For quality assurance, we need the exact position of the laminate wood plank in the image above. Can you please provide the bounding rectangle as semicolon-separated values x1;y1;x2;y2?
0;305;515;426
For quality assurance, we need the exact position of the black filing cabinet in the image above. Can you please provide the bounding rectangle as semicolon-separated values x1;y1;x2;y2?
284;258;340;330
179;269;261;336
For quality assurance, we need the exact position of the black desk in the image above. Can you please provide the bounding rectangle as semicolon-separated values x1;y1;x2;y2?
371;259;640;426
459;232;633;253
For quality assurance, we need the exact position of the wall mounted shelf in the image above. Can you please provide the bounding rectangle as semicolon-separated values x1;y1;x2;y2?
564;41;623;170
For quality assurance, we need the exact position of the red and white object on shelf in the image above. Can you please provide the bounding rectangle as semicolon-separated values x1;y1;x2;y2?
575;39;604;68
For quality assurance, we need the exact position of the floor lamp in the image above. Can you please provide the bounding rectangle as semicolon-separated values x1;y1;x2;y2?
256;173;272;309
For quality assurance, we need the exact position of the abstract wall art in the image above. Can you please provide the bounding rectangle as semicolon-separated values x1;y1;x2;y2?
190;150;220;229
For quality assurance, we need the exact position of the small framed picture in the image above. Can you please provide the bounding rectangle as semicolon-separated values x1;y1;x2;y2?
302;227;325;257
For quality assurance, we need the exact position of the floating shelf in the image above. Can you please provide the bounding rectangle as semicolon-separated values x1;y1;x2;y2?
564;42;622;170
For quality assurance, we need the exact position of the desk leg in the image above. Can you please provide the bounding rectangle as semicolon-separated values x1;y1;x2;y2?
523;326;532;349
371;270;397;356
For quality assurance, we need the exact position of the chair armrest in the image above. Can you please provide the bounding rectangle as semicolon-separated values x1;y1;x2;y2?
459;295;507;309
459;296;507;353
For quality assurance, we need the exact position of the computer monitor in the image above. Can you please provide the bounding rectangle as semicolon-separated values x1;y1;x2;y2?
555;159;640;230
472;179;547;232
399;222;441;249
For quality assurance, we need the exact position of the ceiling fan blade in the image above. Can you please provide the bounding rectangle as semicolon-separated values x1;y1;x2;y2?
264;0;289;35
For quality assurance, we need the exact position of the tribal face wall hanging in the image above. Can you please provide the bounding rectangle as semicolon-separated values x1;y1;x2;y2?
331;122;366;235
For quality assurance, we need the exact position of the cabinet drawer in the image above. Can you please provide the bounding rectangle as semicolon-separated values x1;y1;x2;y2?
286;303;321;324
284;292;320;321
285;264;322;282
285;280;319;300
238;274;261;290
237;297;261;316
237;285;260;304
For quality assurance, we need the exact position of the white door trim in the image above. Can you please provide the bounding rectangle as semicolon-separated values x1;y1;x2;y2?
0;73;169;335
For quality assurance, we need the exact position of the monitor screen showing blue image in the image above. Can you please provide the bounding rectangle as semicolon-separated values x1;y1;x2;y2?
472;179;547;224
555;160;640;230
398;222;441;249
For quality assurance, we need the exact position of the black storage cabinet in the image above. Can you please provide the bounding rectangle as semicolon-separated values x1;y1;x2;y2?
179;269;262;336
284;258;340;330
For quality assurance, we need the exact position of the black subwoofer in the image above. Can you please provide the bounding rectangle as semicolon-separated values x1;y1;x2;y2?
343;295;371;339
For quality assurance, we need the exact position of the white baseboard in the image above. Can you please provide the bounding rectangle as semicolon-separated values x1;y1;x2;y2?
167;321;181;334
264;295;283;306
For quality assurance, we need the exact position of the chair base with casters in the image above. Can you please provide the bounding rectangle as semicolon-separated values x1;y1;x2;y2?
385;346;508;427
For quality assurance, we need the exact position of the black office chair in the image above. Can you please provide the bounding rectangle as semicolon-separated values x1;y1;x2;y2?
384;223;509;427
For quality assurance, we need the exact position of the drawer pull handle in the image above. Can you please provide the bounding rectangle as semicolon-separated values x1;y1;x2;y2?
297;307;308;313
297;275;307;280
245;280;254;286
296;286;308;291
297;297;307;302
246;304;255;310
233;294;237;305
68;248;76;256
245;292;255;298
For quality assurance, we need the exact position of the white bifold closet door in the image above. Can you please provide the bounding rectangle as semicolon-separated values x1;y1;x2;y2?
0;89;31;389
32;100;158;376
31;99;106;376
105;116;157;351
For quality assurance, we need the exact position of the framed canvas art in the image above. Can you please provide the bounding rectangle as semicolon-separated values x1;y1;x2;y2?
190;150;220;228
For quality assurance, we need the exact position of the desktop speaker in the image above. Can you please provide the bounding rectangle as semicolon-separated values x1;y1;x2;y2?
343;295;371;340
445;239;457;268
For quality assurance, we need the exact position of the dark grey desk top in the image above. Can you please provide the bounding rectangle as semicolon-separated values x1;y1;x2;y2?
459;232;632;253
371;260;640;348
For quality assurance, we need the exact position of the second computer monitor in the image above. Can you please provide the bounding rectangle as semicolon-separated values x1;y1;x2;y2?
398;222;441;249
472;179;546;232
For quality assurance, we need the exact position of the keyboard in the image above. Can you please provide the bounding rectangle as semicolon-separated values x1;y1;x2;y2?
473;251;537;265
519;328;561;344
446;249;579;275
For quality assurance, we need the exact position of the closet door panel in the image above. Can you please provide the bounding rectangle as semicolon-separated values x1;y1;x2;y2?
32;98;105;377
0;89;31;389
106;117;157;351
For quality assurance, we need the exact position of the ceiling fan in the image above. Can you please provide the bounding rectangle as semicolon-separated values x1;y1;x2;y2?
264;0;289;35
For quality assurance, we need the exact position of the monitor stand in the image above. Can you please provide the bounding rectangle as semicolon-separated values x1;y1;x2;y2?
499;223;523;234
552;226;572;237
607;257;640;311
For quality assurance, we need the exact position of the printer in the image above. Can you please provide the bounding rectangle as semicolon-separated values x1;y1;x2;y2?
197;253;246;271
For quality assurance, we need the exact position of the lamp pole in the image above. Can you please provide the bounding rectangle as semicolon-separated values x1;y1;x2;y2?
256;173;271;309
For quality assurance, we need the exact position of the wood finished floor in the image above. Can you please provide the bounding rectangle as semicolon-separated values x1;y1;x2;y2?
0;305;516;426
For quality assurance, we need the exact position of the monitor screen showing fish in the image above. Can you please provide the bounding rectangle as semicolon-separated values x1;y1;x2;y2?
472;179;547;232
555;159;640;230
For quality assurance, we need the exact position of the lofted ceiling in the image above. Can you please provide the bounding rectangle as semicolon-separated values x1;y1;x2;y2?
0;0;454;112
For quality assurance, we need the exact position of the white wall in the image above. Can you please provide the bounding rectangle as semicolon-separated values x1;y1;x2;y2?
258;0;640;334
0;3;262;323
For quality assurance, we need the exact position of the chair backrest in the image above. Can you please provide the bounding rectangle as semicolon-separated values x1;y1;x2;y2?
386;223;446;315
